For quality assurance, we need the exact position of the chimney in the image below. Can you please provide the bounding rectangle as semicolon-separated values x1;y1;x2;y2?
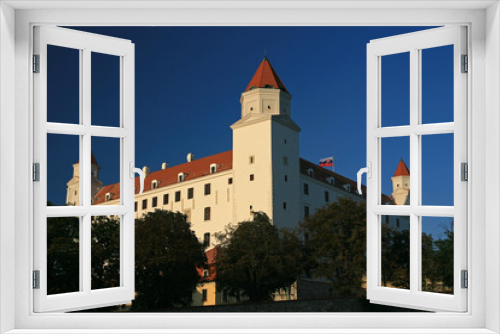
162;162;168;170
187;153;195;162
142;166;150;178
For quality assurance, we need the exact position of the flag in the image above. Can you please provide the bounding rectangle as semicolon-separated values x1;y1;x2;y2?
319;157;334;168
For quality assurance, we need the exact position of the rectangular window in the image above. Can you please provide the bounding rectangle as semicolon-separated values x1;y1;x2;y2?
142;199;147;210
188;187;194;199
325;191;329;202
152;197;157;208
304;183;309;195
204;207;211;221
175;191;181;202
228;177;233;184
134;201;138;212
304;206;310;218
202;289;208;302
163;193;169;205
250;174;255;181
249;155;255;164
203;232;210;247
204;183;211;195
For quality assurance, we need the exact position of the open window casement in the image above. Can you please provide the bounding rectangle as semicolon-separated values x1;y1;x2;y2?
33;26;138;312
365;26;467;312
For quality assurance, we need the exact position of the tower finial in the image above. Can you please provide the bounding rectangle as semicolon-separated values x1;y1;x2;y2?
264;48;268;60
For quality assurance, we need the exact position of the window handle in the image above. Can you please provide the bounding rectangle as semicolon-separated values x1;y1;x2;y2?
357;162;371;195
130;162;145;195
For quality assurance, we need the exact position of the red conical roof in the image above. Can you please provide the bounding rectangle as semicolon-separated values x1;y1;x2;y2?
394;159;410;177
245;57;289;94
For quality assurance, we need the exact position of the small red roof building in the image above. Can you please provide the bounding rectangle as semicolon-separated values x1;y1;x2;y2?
393;159;410;177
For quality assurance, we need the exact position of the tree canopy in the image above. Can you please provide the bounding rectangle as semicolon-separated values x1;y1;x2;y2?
215;212;303;302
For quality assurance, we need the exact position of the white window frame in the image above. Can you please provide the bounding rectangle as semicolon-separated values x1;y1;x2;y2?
1;2;498;333
210;163;217;174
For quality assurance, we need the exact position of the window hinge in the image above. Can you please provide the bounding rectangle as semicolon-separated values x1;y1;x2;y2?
33;270;40;289
461;54;468;73
461;162;468;181
461;269;468;289
33;54;40;73
33;163;40;182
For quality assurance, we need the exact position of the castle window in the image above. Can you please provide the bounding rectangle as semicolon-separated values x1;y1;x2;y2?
268;104;271;109
202;289;208;302
228;177;233;185
203;233;210;247
249;156;255;164
303;183;309;195
343;184;351;192
175;191;181;202
327;176;335;185
163;194;169;205
325;191;329;202
105;193;111;201
204;207;211;221
203;269;209;278
304;206;310;218
284;139;287;144
285;175;288;182
307;168;314;177
204;183;211;195
210;163;217;174
134;202;138;212
188;188;194;199
250;174;255;181
178;173;185;182
151;180;158;189
142;199;147;210
283;202;287;210
152;197;157;208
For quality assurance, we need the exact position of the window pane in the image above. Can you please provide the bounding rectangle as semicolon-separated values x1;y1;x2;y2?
47;216;80;295
381;52;410;127
381;215;410;290
91;52;120;127
381;136;410;205
421;133;454;206
421;45;454;124
421;216;454;295
47;45;80;124
92;216;121;290
91;137;120;205
47;134;80;206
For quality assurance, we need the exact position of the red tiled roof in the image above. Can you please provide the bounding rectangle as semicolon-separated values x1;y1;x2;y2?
92;151;233;205
245;57;289;94
197;247;217;282
394;159;410;177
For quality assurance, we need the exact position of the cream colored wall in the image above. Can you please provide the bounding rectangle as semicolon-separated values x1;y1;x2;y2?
300;174;365;220
192;281;217;306
271;121;301;228
240;89;291;117
101;169;234;247
391;175;410;205
232;120;274;224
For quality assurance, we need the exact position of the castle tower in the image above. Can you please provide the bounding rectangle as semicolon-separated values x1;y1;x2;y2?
231;57;301;227
391;159;410;205
66;152;103;206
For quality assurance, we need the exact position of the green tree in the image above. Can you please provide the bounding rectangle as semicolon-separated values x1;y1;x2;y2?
91;216;121;290
216;212;303;302
133;210;204;310
300;197;366;297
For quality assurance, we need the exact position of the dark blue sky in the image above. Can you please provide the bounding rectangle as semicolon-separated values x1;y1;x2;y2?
46;26;454;236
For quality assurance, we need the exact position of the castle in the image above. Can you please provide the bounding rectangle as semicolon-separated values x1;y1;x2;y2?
66;57;408;305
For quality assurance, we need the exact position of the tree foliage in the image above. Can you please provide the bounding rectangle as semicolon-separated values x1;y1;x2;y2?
134;210;204;310
300;197;366;296
215;212;303;302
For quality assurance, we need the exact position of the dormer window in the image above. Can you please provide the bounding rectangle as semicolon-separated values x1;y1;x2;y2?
327;176;335;185
151;180;158;189
178;173;185;182
210;163;217;174
343;184;351;192
203;269;209;278
105;193;111;201
307;168;314;177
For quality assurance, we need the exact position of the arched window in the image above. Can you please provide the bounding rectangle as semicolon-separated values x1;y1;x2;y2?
178;173;185;182
210;163;217;174
151;180;158;189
